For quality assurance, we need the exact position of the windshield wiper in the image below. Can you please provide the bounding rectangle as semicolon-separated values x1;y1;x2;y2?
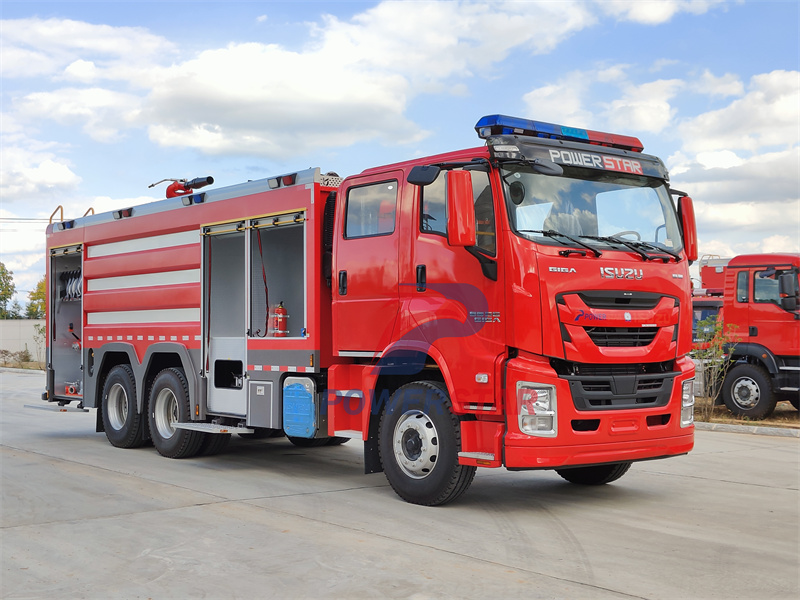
634;240;682;262
581;235;679;262
519;229;602;257
499;157;563;177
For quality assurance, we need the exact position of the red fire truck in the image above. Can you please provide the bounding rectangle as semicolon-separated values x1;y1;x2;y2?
692;253;800;419
42;114;699;505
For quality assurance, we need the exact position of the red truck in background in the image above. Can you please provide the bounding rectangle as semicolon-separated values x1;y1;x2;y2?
692;254;800;418
41;114;699;505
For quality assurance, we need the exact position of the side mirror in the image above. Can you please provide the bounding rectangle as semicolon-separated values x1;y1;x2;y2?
779;273;798;297
678;195;698;262
446;170;476;247
407;165;441;186
779;273;799;311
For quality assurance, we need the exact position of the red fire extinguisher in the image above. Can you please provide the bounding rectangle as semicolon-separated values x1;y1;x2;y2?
272;301;289;337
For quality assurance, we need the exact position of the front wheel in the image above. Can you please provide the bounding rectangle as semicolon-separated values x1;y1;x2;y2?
379;381;476;506
722;363;776;420
148;368;203;458
556;462;632;485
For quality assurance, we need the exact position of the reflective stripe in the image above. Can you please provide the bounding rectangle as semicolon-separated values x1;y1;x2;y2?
86;308;200;325
87;230;198;258
87;268;201;291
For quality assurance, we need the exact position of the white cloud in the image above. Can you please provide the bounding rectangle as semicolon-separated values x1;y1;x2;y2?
696;70;744;97
16;88;143;142
679;70;800;153
0;18;175;80
695;150;745;170
597;0;732;25
522;74;596;128
762;234;800;253
604;79;684;133
63;59;99;82
0;145;82;200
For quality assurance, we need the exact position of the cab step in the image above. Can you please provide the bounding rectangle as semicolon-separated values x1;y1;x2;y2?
173;422;254;435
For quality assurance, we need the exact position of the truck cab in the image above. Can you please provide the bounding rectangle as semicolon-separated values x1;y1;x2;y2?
719;254;800;418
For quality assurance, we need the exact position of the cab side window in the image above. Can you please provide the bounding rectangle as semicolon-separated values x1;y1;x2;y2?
736;271;749;302
419;169;496;255
754;269;788;304
345;181;397;239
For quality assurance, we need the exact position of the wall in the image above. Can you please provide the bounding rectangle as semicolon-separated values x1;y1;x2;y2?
0;319;46;361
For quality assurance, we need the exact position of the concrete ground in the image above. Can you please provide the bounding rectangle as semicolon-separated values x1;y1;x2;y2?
2;369;798;600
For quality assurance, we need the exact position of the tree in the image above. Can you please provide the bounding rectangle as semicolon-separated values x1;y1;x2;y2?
692;314;737;421
26;276;46;319
0;262;16;319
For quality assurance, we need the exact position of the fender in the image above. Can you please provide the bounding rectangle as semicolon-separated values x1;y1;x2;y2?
373;339;458;405
89;342;199;414
729;342;779;376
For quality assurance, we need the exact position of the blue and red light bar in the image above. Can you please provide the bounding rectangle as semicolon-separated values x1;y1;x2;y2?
475;114;644;153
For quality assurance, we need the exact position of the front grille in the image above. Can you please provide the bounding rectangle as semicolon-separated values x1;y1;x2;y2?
585;326;658;347
577;290;665;310
551;359;677;411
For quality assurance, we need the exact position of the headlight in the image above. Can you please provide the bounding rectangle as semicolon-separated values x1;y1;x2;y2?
517;382;557;437
681;379;695;428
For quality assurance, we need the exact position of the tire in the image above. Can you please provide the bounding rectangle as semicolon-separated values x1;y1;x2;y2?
790;397;799;411
287;436;329;447
722;363;777;420
101;365;146;449
326;436;350;446
148;368;204;458
198;433;231;456
556;462;632;485
379;381;476;506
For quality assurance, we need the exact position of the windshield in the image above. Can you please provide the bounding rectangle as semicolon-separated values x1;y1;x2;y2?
501;164;683;253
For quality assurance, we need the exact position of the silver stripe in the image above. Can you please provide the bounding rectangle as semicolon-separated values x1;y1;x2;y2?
87;269;201;291
87;308;200;325
338;351;383;358
87;230;198;258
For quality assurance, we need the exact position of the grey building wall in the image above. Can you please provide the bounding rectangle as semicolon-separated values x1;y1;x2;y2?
0;320;46;362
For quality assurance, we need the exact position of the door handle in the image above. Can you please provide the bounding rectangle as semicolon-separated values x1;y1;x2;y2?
416;264;426;292
749;326;758;336
338;270;347;296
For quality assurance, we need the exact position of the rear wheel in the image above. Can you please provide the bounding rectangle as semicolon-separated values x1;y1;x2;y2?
722;363;777;420
556;462;632;485
379;381;475;506
239;428;283;440
101;365;146;449
148;368;203;458
790;397;799;411
198;433;231;456
287;436;329;447
326;436;350;446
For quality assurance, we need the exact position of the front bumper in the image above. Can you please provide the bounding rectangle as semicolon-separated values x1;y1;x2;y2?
501;352;695;469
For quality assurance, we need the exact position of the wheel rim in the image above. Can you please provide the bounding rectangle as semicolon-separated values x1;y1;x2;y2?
393;410;438;479
154;388;179;439
107;383;128;431
732;376;760;409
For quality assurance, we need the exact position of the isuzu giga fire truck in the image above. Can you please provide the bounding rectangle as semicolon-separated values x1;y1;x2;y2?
42;115;699;505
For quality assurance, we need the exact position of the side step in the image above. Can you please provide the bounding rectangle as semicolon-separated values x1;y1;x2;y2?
25;404;89;413
173;422;254;435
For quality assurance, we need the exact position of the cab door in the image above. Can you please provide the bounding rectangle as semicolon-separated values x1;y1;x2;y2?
751;265;798;354
406;167;505;404
332;173;401;355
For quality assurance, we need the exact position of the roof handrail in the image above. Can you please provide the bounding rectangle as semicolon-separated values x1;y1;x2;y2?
49;205;64;224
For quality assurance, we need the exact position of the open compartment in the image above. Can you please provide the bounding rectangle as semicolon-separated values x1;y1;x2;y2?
250;214;306;339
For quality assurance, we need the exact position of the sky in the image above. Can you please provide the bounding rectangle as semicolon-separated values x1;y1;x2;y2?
1;0;799;304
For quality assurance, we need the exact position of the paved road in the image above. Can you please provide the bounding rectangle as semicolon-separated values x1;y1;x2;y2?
2;369;798;599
